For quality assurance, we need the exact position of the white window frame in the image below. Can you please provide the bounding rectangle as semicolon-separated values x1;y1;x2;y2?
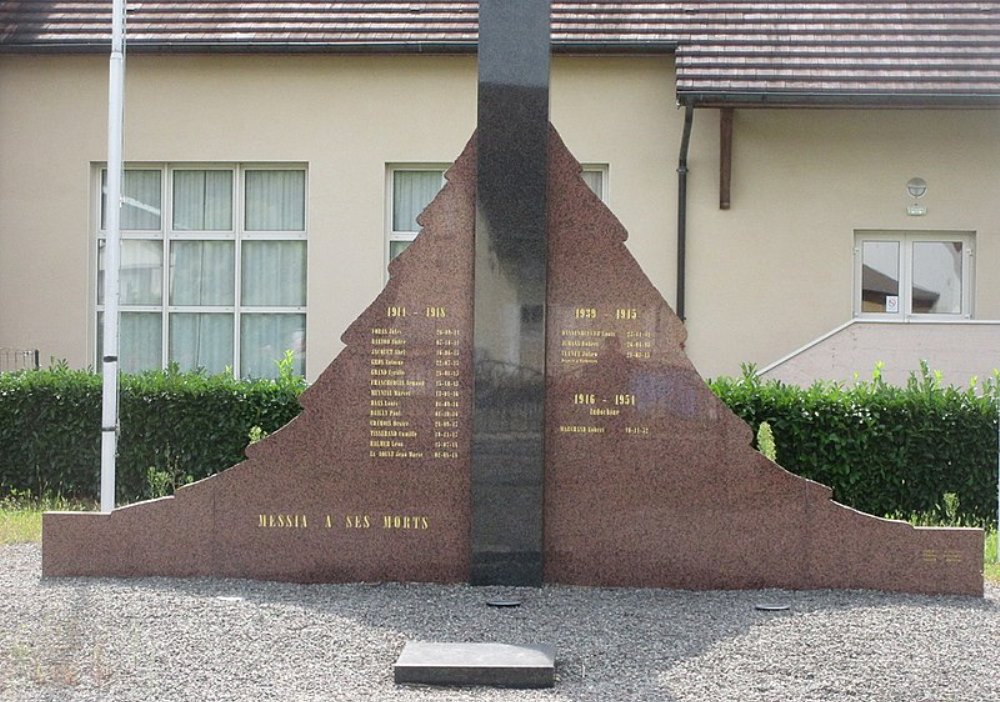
580;163;610;204
853;230;974;321
94;162;308;377
385;164;449;274
384;162;610;276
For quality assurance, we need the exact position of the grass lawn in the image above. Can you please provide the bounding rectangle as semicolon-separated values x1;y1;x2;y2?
0;504;46;545
986;531;999;583
1;497;997;584
0;495;97;546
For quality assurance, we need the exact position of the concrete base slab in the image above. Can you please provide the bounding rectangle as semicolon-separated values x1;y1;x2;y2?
394;642;555;688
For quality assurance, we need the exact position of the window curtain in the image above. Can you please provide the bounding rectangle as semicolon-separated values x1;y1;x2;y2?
392;171;443;232
245;171;305;231
581;170;603;199
241;241;306;307
170;241;234;306
169;313;233;374
240;314;305;379
98;312;162;373
389;240;411;261
103;170;162;230
98;240;163;305
173;170;232;231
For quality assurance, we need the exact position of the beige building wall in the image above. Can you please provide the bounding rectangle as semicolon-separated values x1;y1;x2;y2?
0;53;676;380
682;107;1000;378
1;52;997;382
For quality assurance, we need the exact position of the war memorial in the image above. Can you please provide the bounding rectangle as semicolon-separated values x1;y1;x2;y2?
43;1;983;602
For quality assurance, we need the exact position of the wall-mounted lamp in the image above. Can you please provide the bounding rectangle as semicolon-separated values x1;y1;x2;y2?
906;177;927;216
906;177;928;198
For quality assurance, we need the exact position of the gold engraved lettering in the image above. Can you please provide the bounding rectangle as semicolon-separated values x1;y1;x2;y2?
259;514;308;528
561;349;599;363
386;306;407;318
574;307;597;319
561;329;616;338
625;426;650;436
325;515;333;528
923;549;963;564
558;425;606;434
344;514;371;529
614;393;636;406
615;308;638;320
573;393;596;405
382;515;431;530
562;339;600;348
425;306;447;318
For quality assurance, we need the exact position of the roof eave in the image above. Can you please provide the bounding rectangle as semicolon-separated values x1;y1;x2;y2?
0;39;677;56
679;91;1000;109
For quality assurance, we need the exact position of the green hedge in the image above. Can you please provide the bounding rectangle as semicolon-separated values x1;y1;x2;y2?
0;364;303;503
710;364;999;526
1;362;997;524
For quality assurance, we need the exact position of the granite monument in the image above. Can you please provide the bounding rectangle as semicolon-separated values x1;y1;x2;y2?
43;124;984;595
43;0;983;594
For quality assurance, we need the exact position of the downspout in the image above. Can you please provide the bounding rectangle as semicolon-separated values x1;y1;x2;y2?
676;101;695;322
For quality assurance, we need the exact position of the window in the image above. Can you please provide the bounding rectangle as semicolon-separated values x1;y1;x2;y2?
386;164;609;268
96;164;307;378
854;231;973;319
388;167;447;265
579;165;608;202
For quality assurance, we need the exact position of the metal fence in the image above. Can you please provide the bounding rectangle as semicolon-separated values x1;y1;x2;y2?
0;348;40;372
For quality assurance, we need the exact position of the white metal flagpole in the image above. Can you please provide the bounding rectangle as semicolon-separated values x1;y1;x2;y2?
100;0;126;513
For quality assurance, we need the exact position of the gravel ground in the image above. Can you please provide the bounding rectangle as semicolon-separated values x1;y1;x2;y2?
2;544;998;702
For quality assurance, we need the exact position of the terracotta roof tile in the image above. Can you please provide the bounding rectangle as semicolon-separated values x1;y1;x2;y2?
2;1;999;104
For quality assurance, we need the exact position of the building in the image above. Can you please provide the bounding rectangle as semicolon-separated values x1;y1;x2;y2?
2;2;999;385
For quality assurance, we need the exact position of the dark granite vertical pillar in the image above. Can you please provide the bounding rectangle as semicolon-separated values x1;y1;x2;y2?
471;0;550;586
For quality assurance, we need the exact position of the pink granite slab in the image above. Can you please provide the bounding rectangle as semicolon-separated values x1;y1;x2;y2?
43;126;983;596
43;138;478;583
541;127;982;596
